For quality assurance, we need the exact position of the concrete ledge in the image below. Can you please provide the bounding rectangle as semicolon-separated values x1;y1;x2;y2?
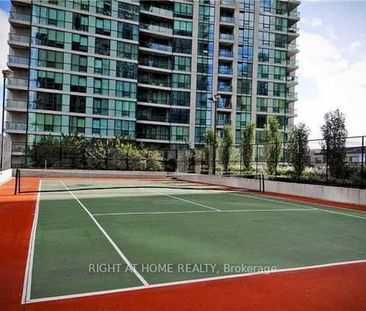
0;169;13;186
14;169;169;179
175;173;366;206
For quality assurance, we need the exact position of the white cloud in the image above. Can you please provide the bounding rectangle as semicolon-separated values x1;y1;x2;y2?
310;18;323;28
296;30;366;139
349;40;361;52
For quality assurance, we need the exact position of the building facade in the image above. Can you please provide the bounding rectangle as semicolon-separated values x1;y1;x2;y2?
6;0;299;166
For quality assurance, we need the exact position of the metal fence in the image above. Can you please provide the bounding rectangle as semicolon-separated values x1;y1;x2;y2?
12;135;366;188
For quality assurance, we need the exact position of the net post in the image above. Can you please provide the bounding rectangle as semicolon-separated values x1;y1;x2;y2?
262;174;265;193
14;169;19;195
361;136;365;189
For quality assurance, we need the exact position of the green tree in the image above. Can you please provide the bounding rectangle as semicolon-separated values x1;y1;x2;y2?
241;123;255;172
264;116;281;175
321;109;348;179
221;125;234;174
288;123;310;180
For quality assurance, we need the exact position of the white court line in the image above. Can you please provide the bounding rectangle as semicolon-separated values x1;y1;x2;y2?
21;180;42;304
26;258;366;304
232;193;366;221
93;208;317;217
59;181;149;287
160;192;221;212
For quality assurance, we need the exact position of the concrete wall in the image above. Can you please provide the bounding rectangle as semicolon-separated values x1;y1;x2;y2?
175;173;366;206
0;135;12;170
0;169;12;185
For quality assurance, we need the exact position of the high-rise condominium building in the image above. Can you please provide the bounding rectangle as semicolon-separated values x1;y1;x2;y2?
5;0;299;166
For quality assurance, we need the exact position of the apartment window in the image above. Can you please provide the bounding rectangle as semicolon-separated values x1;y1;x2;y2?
70;75;87;93
35;6;65;27
173;38;192;54
71;54;87;72
116;61;137;79
174;3;193;18
118;2;139;21
173;56;191;72
35;28;64;48
115;81;136;98
138;90;170;105
117;42;138;60
73;0;89;11
93;78;109;95
32;92;62;111
94;58;110;75
95;38;110;56
114;101;135;118
171;91;190;106
33;113;61;132
171;109;189;124
171;126;189;141
93;98;109;115
69;116;85;134
237;96;251;111
92;118;108;135
174;21;192;36
37;49;64;69
70;95;86;113
117;22;138;40
96;18;111;36
172;74;190;89
257;81;268;96
96;0;111;16
114;120;134;137
36;71;63;90
72;34;88;52
73;13;89;32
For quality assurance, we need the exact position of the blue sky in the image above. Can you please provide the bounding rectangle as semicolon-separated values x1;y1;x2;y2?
0;0;365;138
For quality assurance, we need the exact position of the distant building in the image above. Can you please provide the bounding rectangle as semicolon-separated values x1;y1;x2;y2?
5;0;300;166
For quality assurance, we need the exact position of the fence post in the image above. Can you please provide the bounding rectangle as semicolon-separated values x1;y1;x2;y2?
361;136;365;188
256;143;259;175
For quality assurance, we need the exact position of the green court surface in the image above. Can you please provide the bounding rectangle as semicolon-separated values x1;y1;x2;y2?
26;179;366;302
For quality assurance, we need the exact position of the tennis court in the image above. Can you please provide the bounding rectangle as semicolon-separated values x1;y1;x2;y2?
22;177;366;304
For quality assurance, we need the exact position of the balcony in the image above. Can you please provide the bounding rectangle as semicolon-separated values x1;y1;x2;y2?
6;99;27;110
11;0;31;5
286;92;298;102
140;41;172;54
220;0;235;7
220;16;235;23
287;43;299;56
138;76;171;89
140;5;173;18
218;66;233;75
7;55;29;68
288;10;300;19
219;50;233;58
218;84;232;92
140;24;173;37
12;143;26;154
7;78;28;90
9;11;31;26
6;122;27;132
8;33;30;48
219;33;234;41
217;99;231;109
286;76;298;85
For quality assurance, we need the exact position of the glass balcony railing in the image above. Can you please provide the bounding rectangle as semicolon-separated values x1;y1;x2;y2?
9;11;31;22
218;67;233;75
7;78;28;88
219;50;233;57
220;33;234;41
8;55;29;66
286;76;298;83
217;100;231;109
220;0;235;6
139;58;171;70
140;41;172;52
288;11;300;18
6;122;27;131
140;24;173;36
12;143;26;153
8;33;30;44
6;99;27;109
286;92;298;100
218;85;232;92
220;16;235;23
138;77;171;88
288;43;299;51
140;5;173;17
137;132;169;141
287;59;299;67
